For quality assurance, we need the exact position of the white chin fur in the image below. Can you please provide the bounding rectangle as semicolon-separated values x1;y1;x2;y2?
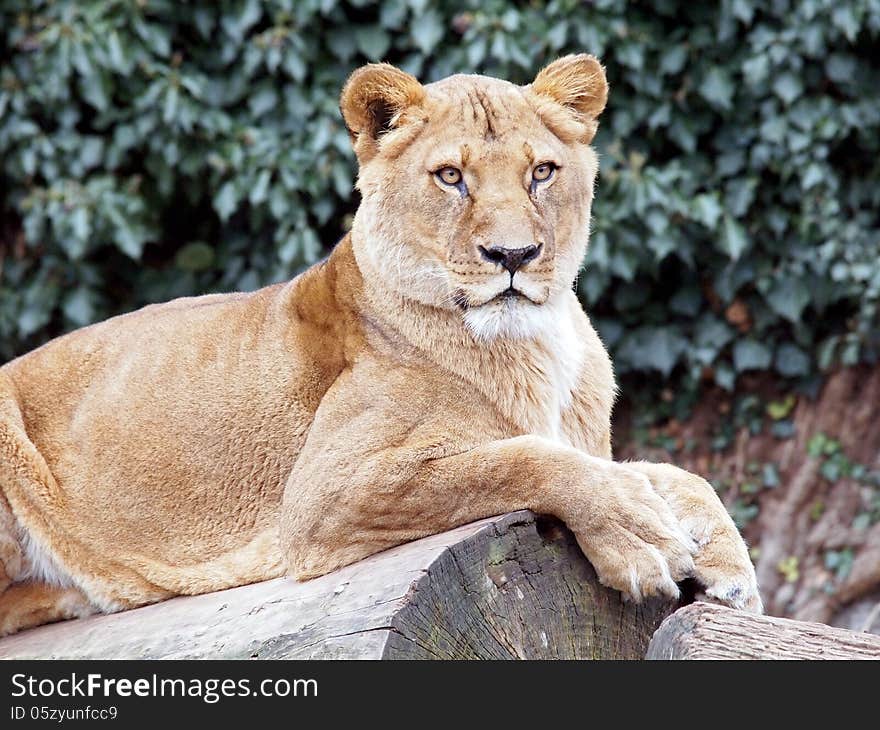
463;295;563;341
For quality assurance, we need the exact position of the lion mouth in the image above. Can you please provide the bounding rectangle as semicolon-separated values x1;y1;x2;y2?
482;286;539;307
452;286;539;311
495;287;527;301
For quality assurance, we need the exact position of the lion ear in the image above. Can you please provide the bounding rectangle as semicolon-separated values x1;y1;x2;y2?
339;63;426;163
530;54;608;123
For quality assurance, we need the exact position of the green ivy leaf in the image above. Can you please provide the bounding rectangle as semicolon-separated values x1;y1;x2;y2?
766;278;811;322
775;343;810;377
355;26;391;60
213;181;239;222
693;193;723;229
411;11;444;55
719;215;749;260
617;327;687;376
699;67;734;110
63;287;95;327
249;169;272;205
70;206;91;242
733;339;772;372
772;73;803;105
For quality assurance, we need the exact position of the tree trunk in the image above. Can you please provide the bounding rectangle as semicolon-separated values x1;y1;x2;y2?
0;511;678;660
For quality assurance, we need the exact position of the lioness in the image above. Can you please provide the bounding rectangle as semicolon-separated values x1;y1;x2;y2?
0;55;761;637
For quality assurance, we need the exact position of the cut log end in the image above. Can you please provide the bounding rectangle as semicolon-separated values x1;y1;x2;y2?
380;512;678;659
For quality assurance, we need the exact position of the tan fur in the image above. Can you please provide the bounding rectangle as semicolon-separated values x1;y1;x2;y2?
0;56;760;636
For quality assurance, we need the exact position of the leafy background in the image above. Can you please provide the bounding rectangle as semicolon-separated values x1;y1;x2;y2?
2;0;879;390
2;0;880;625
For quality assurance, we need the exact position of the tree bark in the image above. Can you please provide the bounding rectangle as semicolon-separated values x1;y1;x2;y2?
0;511;678;660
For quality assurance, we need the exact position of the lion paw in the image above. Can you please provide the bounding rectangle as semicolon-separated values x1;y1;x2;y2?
573;468;697;603
692;554;763;613
625;461;763;614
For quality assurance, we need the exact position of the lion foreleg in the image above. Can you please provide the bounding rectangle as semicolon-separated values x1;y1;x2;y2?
282;431;697;603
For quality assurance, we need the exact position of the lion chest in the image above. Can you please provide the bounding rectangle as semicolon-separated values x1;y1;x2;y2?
492;312;588;447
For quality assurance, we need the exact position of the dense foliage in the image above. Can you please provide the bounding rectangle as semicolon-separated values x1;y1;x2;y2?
2;0;879;399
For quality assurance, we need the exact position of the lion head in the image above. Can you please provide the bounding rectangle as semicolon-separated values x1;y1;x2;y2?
340;55;608;340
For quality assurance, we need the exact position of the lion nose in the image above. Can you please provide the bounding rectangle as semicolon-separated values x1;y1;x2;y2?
478;244;542;274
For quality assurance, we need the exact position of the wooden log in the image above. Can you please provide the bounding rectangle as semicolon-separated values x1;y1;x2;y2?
646;601;880;660
0;511;678;660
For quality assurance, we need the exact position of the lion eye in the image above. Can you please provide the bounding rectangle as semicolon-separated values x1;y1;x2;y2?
436;167;463;186
532;163;556;183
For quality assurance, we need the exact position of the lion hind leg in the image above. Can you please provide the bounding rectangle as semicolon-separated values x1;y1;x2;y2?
0;581;95;638
0;451;94;638
0;389;98;634
0;492;23;592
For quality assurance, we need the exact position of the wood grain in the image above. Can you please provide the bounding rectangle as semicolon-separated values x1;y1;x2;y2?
647;601;880;660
